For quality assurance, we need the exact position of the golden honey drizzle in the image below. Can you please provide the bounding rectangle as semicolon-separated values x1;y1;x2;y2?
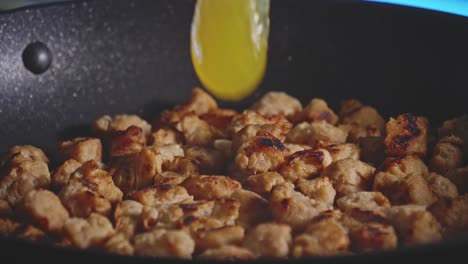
191;0;270;101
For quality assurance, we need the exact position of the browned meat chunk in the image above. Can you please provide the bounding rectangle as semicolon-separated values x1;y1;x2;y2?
385;114;428;157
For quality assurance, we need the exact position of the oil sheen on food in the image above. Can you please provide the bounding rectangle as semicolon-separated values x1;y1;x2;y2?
191;0;270;101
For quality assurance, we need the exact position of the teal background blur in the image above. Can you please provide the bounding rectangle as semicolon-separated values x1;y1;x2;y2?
368;0;468;17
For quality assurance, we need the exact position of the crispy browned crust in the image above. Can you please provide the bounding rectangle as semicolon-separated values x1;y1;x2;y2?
58;137;103;163
182;175;241;200
297;98;339;124
385;113;428;157
200;109;238;137
109;126;147;157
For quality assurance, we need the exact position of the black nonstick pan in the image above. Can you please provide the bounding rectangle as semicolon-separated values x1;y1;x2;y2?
1;0;468;263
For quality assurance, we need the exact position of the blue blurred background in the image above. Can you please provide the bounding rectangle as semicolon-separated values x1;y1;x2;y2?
1;0;468;17
367;0;468;17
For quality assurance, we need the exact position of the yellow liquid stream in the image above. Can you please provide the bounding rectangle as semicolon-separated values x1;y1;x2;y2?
191;0;270;101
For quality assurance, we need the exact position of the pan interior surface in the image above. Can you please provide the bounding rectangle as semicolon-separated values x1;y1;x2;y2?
0;0;468;262
0;0;467;152
0;0;467;153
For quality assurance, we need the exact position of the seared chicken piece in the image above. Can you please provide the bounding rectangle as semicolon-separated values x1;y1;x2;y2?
250;91;302;120
429;194;468;235
231;120;292;152
133;229;195;259
181;87;219;115
19;190;69;234
227;110;287;136
296;98;338;124
128;185;193;206
142;204;183;230
322;143;360;162
179;199;240;233
286;122;313;145
438;115;468;145
377;155;429;177
430;136;464;175
349;222;397;252
307;121;349;147
233;134;289;178
279;149;332;183
151;143;185;165
243;223;292;258
339;210;394;251
296;177;336;206
339;99;386;141
182;175;241;200
385;114;428;157
104;233;135;256
230;189;271;229
200;108;238;137
373;155;429;196
184;146;226;174
0;160;50;206
292;217;350;257
113;200;143;239
385;205;442;245
425;173;458;200
345;124;382;142
283;143;312;155
244;172;286;197
109;148;160;193
337;192;391;217
177;114;218;146
388;173;437;206
94;114;151;137
321;158;375;197
109;126;146;157
51;159;82;190
162;156;199;177
58;137;103;163
140;206;160;231
2;145;49;166
59;178;112;218
60;161;122;217
154;171;189;187
150;127;184;146
194;225;245;252
160;87;218;128
64;213;115;249
270;182;332;231
68;160;122;203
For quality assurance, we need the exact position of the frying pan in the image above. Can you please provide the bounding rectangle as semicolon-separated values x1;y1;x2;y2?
0;0;468;262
